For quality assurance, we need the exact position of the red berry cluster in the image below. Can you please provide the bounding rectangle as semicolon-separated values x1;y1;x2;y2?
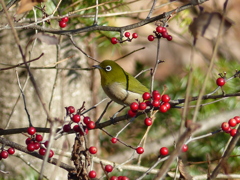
111;32;138;44
110;176;130;180
59;17;69;28
148;26;173;42
0;147;15;160
221;116;240;136
128;90;171;120
88;164;114;179
63;106;95;135
25;127;54;158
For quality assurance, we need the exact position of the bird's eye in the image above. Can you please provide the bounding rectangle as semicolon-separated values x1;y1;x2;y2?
105;65;112;72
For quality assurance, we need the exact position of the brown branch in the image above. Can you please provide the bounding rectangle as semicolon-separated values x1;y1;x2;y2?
95;92;240;129
0;53;44;71
6;0;208;35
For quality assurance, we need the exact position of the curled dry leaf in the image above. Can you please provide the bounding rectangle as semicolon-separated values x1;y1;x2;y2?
33;33;59;45
178;159;193;180
17;0;46;14
189;12;233;41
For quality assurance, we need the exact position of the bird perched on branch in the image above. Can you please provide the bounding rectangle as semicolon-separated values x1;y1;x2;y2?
93;60;149;106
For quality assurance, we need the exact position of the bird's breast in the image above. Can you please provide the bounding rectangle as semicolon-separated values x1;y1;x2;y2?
103;82;143;105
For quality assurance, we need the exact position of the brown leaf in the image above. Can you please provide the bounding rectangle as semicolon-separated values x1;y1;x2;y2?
33;33;59;45
17;0;46;14
178;159;192;180
189;12;233;41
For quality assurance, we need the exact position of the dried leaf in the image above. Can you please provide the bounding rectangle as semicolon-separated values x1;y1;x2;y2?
178;159;192;180
189;12;233;41
17;0;46;14
33;33;59;45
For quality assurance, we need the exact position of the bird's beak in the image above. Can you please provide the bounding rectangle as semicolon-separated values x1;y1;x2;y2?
93;65;102;69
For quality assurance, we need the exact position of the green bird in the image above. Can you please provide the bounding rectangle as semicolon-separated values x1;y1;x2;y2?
93;60;149;105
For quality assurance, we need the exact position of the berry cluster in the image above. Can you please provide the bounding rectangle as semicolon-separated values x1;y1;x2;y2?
148;26;173;42
221;116;240;136
111;32;138;44
0;147;15;160
59;17;69;28
110;176;130;180
63;106;96;135
25;127;54;158
128;90;171;119
88;164;114;178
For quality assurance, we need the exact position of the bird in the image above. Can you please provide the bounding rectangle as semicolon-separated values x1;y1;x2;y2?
93;60;149;106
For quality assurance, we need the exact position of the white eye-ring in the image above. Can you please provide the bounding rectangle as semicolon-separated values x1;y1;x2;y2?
105;65;112;72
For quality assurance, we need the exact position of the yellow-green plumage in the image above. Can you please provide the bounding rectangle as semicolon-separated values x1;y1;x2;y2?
94;60;149;105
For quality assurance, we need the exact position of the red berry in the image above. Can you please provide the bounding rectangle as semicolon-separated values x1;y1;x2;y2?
148;35;155;41
159;105;168;113
34;142;40;150
66;106;75;114
39;148;46;156
61;17;69;22
83;116;91;124
142;92;151;100
63;124;71;132
124;32;130;37
144;118;152;126
152;90;160;95
35;134;43;142
138;102;147;110
0;151;8;159
73;125;80;132
44;141;49;148
27;127;36;135
234;116;240;124
216;77;225;86
132;33;138;39
130;102;139;111
89;170;96;178
49;149;54;158
110;176;118;180
72;114;81;123
27;143;35;152
167;35;172;41
161;27;167;32
136;147;144;154
159;147;168;156
152;100;160;107
7;147;15;155
221;122;230;132
59;20;67;28
89;146;97;154
25;137;33;145
181;144;188;152
161;32;168;38
156;26;164;33
105;164;113;172
87;121;95;129
163;102;171;110
111;137;118;143
128;109;137;117
111;37;118;44
79;126;89;135
121;177;129;180
161;94;170;103
230;129;237;136
228;118;237;127
152;93;161;101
